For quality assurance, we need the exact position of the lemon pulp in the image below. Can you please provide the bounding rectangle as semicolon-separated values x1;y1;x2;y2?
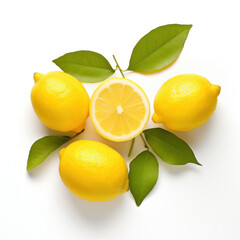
90;77;150;142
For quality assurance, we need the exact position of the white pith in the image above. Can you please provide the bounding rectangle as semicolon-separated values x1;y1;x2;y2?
116;105;123;114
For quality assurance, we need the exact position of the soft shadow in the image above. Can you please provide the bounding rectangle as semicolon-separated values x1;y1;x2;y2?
151;115;219;176
27;151;60;179
41;124;74;137
171;109;219;147
150;118;215;176
63;188;127;225
149;108;220;149
159;160;201;177
79;118;132;157
27;163;47;178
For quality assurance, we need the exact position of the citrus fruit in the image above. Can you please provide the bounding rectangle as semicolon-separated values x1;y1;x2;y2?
90;77;150;142
31;71;90;132
59;140;129;201
152;74;221;131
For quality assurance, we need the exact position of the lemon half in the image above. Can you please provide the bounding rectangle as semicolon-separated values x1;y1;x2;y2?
90;77;150;142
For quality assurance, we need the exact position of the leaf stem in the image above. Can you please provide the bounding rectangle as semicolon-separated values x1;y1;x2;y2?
71;129;85;138
113;55;125;78
140;133;149;150
128;138;135;157
128;133;149;157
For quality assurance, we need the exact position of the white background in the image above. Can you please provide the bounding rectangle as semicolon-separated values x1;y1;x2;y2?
1;0;240;239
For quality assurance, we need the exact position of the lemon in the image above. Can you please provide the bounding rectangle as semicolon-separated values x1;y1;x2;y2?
90;77;150;142
59;140;129;201
152;74;220;131
31;71;90;132
152;74;221;131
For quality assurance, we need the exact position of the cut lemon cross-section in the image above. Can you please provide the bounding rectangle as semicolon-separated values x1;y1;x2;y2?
90;77;150;142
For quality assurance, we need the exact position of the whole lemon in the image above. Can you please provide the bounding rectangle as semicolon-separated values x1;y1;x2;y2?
59;140;129;201
152;74;221;131
31;71;90;132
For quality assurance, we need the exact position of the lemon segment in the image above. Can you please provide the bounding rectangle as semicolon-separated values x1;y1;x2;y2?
90;78;150;142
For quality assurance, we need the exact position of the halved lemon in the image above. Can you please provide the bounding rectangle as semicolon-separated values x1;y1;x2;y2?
90;77;150;142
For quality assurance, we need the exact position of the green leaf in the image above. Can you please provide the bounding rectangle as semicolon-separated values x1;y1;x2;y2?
27;136;71;170
53;50;115;83
129;151;159;206
144;128;201;165
128;24;192;72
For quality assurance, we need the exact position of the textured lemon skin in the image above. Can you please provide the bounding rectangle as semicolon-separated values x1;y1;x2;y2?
59;140;129;202
152;74;221;131
31;71;90;132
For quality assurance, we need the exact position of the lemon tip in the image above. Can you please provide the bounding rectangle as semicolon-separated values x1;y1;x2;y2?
211;84;221;96
59;148;65;158
152;113;162;123
33;72;44;83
